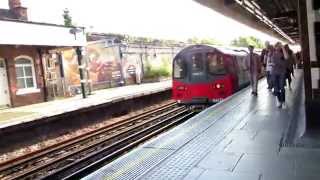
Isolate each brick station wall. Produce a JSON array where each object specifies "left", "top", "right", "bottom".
[{"left": 0, "top": 45, "right": 45, "bottom": 107}]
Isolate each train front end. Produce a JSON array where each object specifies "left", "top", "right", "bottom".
[{"left": 172, "top": 46, "right": 236, "bottom": 106}]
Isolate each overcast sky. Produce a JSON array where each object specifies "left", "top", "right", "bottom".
[{"left": 0, "top": 0, "right": 279, "bottom": 43}]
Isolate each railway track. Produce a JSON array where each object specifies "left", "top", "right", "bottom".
[{"left": 0, "top": 102, "right": 196, "bottom": 180}]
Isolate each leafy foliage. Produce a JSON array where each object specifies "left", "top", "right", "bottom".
[
  {"left": 144, "top": 57, "right": 172, "bottom": 79},
  {"left": 63, "top": 8, "right": 73, "bottom": 27},
  {"left": 96, "top": 33, "right": 184, "bottom": 46},
  {"left": 230, "top": 36, "right": 264, "bottom": 49},
  {"left": 90, "top": 33, "right": 225, "bottom": 47},
  {"left": 187, "top": 37, "right": 223, "bottom": 45}
]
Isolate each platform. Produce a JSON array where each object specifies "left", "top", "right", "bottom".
[
  {"left": 83, "top": 70, "right": 320, "bottom": 180},
  {"left": 0, "top": 81, "right": 171, "bottom": 129}
]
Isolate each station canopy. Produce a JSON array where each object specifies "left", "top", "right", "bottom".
[
  {"left": 195, "top": 0, "right": 299, "bottom": 43},
  {"left": 0, "top": 19, "right": 86, "bottom": 47}
]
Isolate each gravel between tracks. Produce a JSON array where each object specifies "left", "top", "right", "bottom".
[{"left": 0, "top": 100, "right": 174, "bottom": 163}]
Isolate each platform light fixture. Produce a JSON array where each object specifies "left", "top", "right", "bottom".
[
  {"left": 234, "top": 0, "right": 295, "bottom": 43},
  {"left": 69, "top": 27, "right": 83, "bottom": 40}
]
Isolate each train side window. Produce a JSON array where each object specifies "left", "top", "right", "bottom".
[
  {"left": 207, "top": 53, "right": 226, "bottom": 75},
  {"left": 225, "top": 56, "right": 236, "bottom": 74},
  {"left": 191, "top": 53, "right": 204, "bottom": 76},
  {"left": 173, "top": 57, "right": 185, "bottom": 79},
  {"left": 232, "top": 56, "right": 240, "bottom": 73}
]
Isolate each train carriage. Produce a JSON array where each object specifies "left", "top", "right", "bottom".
[{"left": 172, "top": 45, "right": 255, "bottom": 105}]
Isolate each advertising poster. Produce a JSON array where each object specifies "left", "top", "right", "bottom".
[
  {"left": 62, "top": 49, "right": 80, "bottom": 86},
  {"left": 86, "top": 42, "right": 121, "bottom": 86}
]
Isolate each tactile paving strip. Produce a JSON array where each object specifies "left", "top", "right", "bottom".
[
  {"left": 143, "top": 93, "right": 248, "bottom": 150},
  {"left": 84, "top": 82, "right": 267, "bottom": 180},
  {"left": 138, "top": 93, "right": 257, "bottom": 180},
  {"left": 82, "top": 148, "right": 173, "bottom": 180}
]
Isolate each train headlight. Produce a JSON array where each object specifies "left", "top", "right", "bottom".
[
  {"left": 214, "top": 83, "right": 224, "bottom": 89},
  {"left": 177, "top": 86, "right": 186, "bottom": 91}
]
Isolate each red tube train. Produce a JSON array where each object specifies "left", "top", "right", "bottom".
[{"left": 172, "top": 45, "right": 258, "bottom": 105}]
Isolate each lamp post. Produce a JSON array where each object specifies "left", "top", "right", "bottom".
[
  {"left": 76, "top": 47, "right": 86, "bottom": 99},
  {"left": 70, "top": 27, "right": 87, "bottom": 98},
  {"left": 118, "top": 43, "right": 127, "bottom": 86}
]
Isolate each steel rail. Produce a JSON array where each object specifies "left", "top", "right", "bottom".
[
  {"left": 49, "top": 111, "right": 196, "bottom": 179},
  {"left": 0, "top": 101, "right": 176, "bottom": 179},
  {"left": 4, "top": 105, "right": 188, "bottom": 180},
  {"left": 8, "top": 106, "right": 185, "bottom": 179}
]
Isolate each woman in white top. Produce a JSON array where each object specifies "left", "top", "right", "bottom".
[{"left": 264, "top": 45, "right": 274, "bottom": 89}]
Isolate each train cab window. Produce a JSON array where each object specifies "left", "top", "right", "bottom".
[
  {"left": 207, "top": 53, "right": 226, "bottom": 75},
  {"left": 191, "top": 53, "right": 204, "bottom": 76},
  {"left": 173, "top": 57, "right": 185, "bottom": 79}
]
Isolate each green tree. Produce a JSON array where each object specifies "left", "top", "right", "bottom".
[
  {"left": 187, "top": 37, "right": 200, "bottom": 44},
  {"left": 187, "top": 37, "right": 222, "bottom": 45},
  {"left": 63, "top": 8, "right": 73, "bottom": 26},
  {"left": 231, "top": 36, "right": 264, "bottom": 49},
  {"left": 90, "top": 33, "right": 182, "bottom": 46},
  {"left": 200, "top": 38, "right": 222, "bottom": 45}
]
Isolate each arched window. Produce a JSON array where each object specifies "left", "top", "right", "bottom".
[{"left": 15, "top": 56, "right": 37, "bottom": 90}]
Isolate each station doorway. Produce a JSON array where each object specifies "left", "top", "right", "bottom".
[{"left": 0, "top": 58, "right": 10, "bottom": 108}]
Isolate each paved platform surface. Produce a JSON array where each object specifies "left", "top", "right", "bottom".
[
  {"left": 83, "top": 70, "right": 320, "bottom": 180},
  {"left": 0, "top": 81, "right": 171, "bottom": 129}
]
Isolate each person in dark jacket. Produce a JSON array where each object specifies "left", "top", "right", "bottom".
[
  {"left": 283, "top": 45, "right": 295, "bottom": 90},
  {"left": 271, "top": 42, "right": 287, "bottom": 108},
  {"left": 261, "top": 41, "right": 270, "bottom": 67}
]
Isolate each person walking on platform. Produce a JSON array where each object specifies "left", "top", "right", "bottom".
[
  {"left": 261, "top": 41, "right": 271, "bottom": 68},
  {"left": 296, "top": 51, "right": 302, "bottom": 68},
  {"left": 245, "top": 45, "right": 261, "bottom": 96},
  {"left": 283, "top": 44, "right": 295, "bottom": 90},
  {"left": 264, "top": 44, "right": 274, "bottom": 90},
  {"left": 271, "top": 42, "right": 287, "bottom": 108}
]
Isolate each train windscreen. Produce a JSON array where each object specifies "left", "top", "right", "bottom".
[
  {"left": 206, "top": 53, "right": 226, "bottom": 75},
  {"left": 191, "top": 53, "right": 205, "bottom": 77},
  {"left": 173, "top": 57, "right": 186, "bottom": 79}
]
